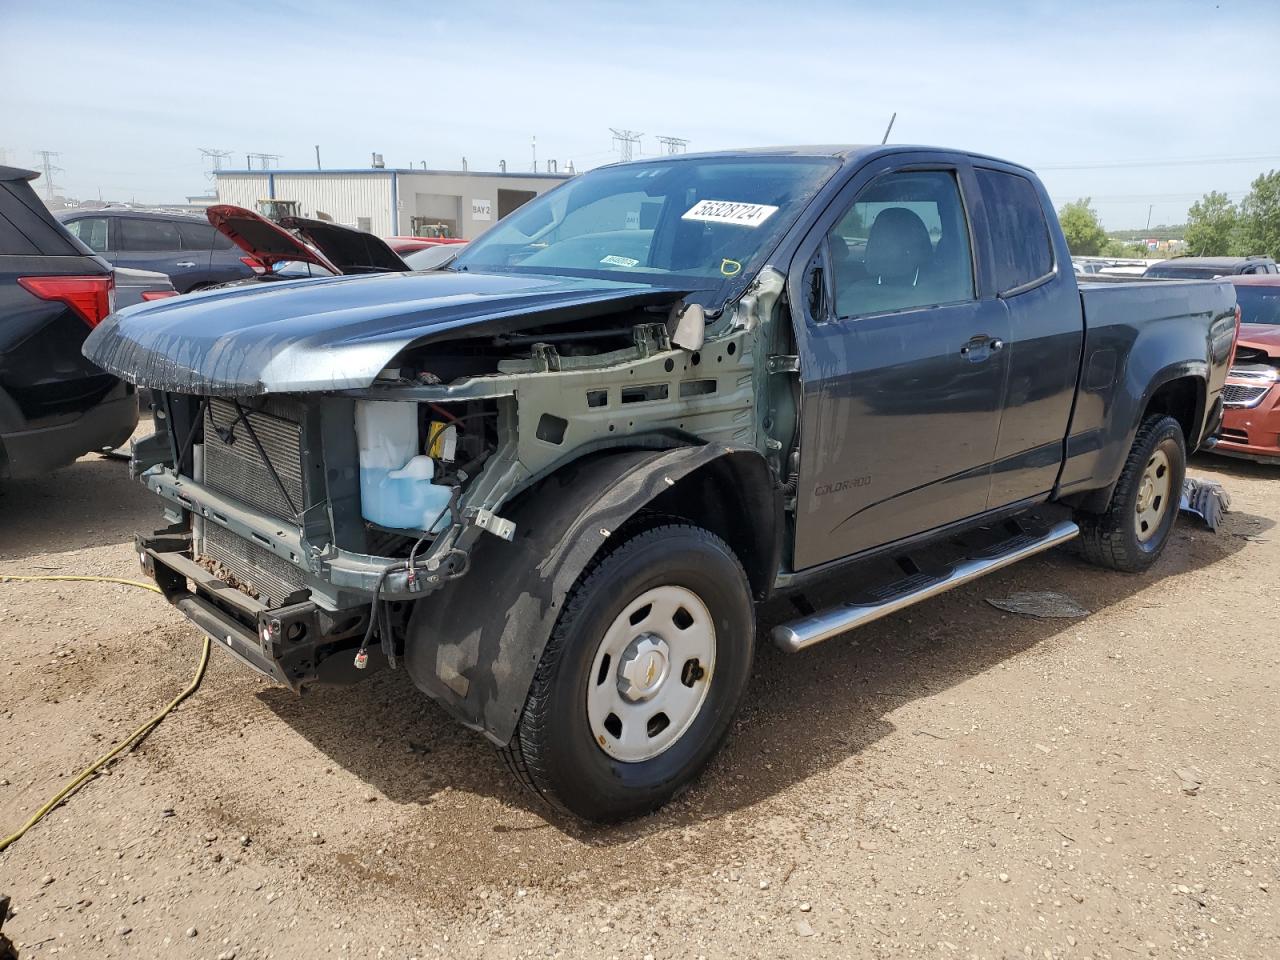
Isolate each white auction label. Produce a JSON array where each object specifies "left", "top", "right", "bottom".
[{"left": 681, "top": 199, "right": 779, "bottom": 228}]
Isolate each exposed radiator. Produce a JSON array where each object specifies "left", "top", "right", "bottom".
[
  {"left": 200, "top": 523, "right": 307, "bottom": 607},
  {"left": 203, "top": 397, "right": 306, "bottom": 521},
  {"left": 196, "top": 396, "right": 310, "bottom": 608}
]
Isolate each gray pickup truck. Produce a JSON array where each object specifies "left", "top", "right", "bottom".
[{"left": 85, "top": 146, "right": 1236, "bottom": 822}]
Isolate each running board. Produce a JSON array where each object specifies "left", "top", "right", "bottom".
[{"left": 772, "top": 520, "right": 1080, "bottom": 653}]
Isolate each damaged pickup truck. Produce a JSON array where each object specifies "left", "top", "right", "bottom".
[{"left": 84, "top": 146, "right": 1237, "bottom": 821}]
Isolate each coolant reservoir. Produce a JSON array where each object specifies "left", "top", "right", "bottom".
[{"left": 354, "top": 401, "right": 451, "bottom": 532}]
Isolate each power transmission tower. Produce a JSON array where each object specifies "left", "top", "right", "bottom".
[
  {"left": 198, "top": 147, "right": 233, "bottom": 180},
  {"left": 34, "top": 150, "right": 63, "bottom": 203},
  {"left": 609, "top": 128, "right": 643, "bottom": 162},
  {"left": 655, "top": 136, "right": 688, "bottom": 155},
  {"left": 246, "top": 152, "right": 282, "bottom": 170}
]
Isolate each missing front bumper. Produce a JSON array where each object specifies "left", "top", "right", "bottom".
[{"left": 140, "top": 535, "right": 375, "bottom": 690}]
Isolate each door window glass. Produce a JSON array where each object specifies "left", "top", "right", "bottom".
[
  {"left": 119, "top": 217, "right": 180, "bottom": 251},
  {"left": 826, "top": 170, "right": 975, "bottom": 319},
  {"left": 176, "top": 220, "right": 220, "bottom": 251},
  {"left": 975, "top": 169, "right": 1055, "bottom": 293},
  {"left": 65, "top": 217, "right": 110, "bottom": 253}
]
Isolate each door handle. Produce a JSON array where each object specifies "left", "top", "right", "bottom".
[
  {"left": 175, "top": 261, "right": 196, "bottom": 268},
  {"left": 960, "top": 336, "right": 1004, "bottom": 360}
]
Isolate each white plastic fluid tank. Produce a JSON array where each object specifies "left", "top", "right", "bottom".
[{"left": 354, "top": 401, "right": 451, "bottom": 532}]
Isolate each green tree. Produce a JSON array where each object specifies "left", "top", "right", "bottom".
[
  {"left": 1234, "top": 170, "right": 1280, "bottom": 260},
  {"left": 1101, "top": 238, "right": 1148, "bottom": 258},
  {"left": 1058, "top": 198, "right": 1108, "bottom": 256},
  {"left": 1184, "top": 191, "right": 1239, "bottom": 256}
]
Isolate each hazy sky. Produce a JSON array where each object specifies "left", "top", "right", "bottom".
[{"left": 3, "top": 0, "right": 1277, "bottom": 229}]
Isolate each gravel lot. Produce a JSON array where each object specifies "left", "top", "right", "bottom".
[{"left": 1, "top": 445, "right": 1277, "bottom": 959}]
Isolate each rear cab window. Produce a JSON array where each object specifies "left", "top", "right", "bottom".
[{"left": 975, "top": 168, "right": 1055, "bottom": 295}]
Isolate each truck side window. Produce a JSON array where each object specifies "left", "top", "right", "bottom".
[
  {"left": 825, "top": 170, "right": 974, "bottom": 320},
  {"left": 975, "top": 168, "right": 1055, "bottom": 294}
]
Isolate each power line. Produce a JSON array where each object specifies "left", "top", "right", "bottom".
[
  {"left": 609, "top": 128, "right": 643, "bottom": 163},
  {"left": 33, "top": 150, "right": 62, "bottom": 203},
  {"left": 1039, "top": 154, "right": 1280, "bottom": 171},
  {"left": 655, "top": 135, "right": 689, "bottom": 155}
]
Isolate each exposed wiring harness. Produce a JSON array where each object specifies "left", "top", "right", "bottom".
[{"left": 0, "top": 575, "right": 210, "bottom": 854}]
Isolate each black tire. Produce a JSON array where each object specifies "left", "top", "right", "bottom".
[
  {"left": 1075, "top": 414, "right": 1186, "bottom": 572},
  {"left": 499, "top": 523, "right": 755, "bottom": 822}
]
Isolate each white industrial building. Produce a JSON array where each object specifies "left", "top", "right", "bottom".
[{"left": 213, "top": 166, "right": 572, "bottom": 239}]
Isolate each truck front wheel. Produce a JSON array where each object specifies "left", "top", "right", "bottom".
[
  {"left": 500, "top": 523, "right": 755, "bottom": 822},
  {"left": 1075, "top": 414, "right": 1187, "bottom": 572}
]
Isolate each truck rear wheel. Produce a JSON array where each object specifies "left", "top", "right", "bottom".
[
  {"left": 499, "top": 523, "right": 755, "bottom": 822},
  {"left": 1075, "top": 414, "right": 1186, "bottom": 572}
]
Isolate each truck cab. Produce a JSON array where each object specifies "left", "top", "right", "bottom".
[{"left": 85, "top": 146, "right": 1236, "bottom": 822}]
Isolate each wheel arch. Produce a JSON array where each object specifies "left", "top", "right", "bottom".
[
  {"left": 1062, "top": 366, "right": 1205, "bottom": 515},
  {"left": 403, "top": 443, "right": 779, "bottom": 745}
]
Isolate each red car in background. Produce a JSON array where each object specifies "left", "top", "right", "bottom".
[{"left": 1215, "top": 275, "right": 1280, "bottom": 463}]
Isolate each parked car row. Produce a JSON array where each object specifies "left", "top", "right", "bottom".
[
  {"left": 0, "top": 166, "right": 175, "bottom": 479},
  {"left": 56, "top": 208, "right": 259, "bottom": 292}
]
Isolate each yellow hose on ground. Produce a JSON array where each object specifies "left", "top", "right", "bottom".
[{"left": 0, "top": 574, "right": 211, "bottom": 853}]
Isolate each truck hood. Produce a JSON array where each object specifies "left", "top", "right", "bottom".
[
  {"left": 1238, "top": 323, "right": 1280, "bottom": 357},
  {"left": 82, "top": 270, "right": 684, "bottom": 396}
]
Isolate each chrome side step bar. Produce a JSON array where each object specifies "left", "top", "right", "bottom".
[{"left": 772, "top": 520, "right": 1080, "bottom": 653}]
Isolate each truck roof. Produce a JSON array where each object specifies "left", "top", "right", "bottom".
[{"left": 604, "top": 144, "right": 1034, "bottom": 173}]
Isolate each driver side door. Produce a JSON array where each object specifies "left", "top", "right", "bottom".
[{"left": 789, "top": 157, "right": 1011, "bottom": 570}]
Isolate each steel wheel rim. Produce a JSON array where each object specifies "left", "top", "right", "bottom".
[
  {"left": 1134, "top": 447, "right": 1172, "bottom": 543},
  {"left": 586, "top": 584, "right": 716, "bottom": 762}
]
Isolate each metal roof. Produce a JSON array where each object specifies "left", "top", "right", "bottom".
[{"left": 215, "top": 168, "right": 572, "bottom": 180}]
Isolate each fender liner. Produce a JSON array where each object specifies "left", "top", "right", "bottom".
[{"left": 404, "top": 443, "right": 773, "bottom": 745}]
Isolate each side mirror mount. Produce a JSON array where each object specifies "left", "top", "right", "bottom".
[{"left": 669, "top": 302, "right": 706, "bottom": 351}]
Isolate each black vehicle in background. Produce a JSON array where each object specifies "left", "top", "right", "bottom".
[
  {"left": 0, "top": 165, "right": 141, "bottom": 479},
  {"left": 1144, "top": 255, "right": 1278, "bottom": 279},
  {"left": 56, "top": 209, "right": 257, "bottom": 293}
]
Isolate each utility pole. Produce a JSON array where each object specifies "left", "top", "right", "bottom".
[
  {"left": 609, "top": 128, "right": 643, "bottom": 162},
  {"left": 34, "top": 150, "right": 62, "bottom": 203},
  {"left": 1145, "top": 204, "right": 1153, "bottom": 232},
  {"left": 315, "top": 145, "right": 322, "bottom": 170},
  {"left": 531, "top": 135, "right": 537, "bottom": 173},
  {"left": 881, "top": 112, "right": 897, "bottom": 145},
  {"left": 655, "top": 136, "right": 689, "bottom": 155}
]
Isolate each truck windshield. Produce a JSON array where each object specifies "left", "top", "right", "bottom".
[
  {"left": 1235, "top": 285, "right": 1280, "bottom": 326},
  {"left": 450, "top": 157, "right": 839, "bottom": 297}
]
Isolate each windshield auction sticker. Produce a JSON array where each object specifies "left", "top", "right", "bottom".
[
  {"left": 682, "top": 200, "right": 779, "bottom": 228},
  {"left": 600, "top": 254, "right": 641, "bottom": 267}
]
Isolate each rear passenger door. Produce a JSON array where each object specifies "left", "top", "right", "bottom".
[
  {"left": 115, "top": 217, "right": 194, "bottom": 291},
  {"left": 972, "top": 167, "right": 1083, "bottom": 507},
  {"left": 790, "top": 157, "right": 1012, "bottom": 569},
  {"left": 174, "top": 219, "right": 221, "bottom": 286}
]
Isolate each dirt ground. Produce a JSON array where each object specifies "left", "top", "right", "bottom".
[{"left": 1, "top": 444, "right": 1277, "bottom": 960}]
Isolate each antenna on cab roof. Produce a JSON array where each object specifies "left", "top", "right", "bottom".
[{"left": 881, "top": 112, "right": 897, "bottom": 145}]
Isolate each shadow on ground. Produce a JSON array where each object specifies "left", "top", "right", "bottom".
[
  {"left": 259, "top": 506, "right": 1267, "bottom": 843},
  {"left": 0, "top": 454, "right": 156, "bottom": 563}
]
